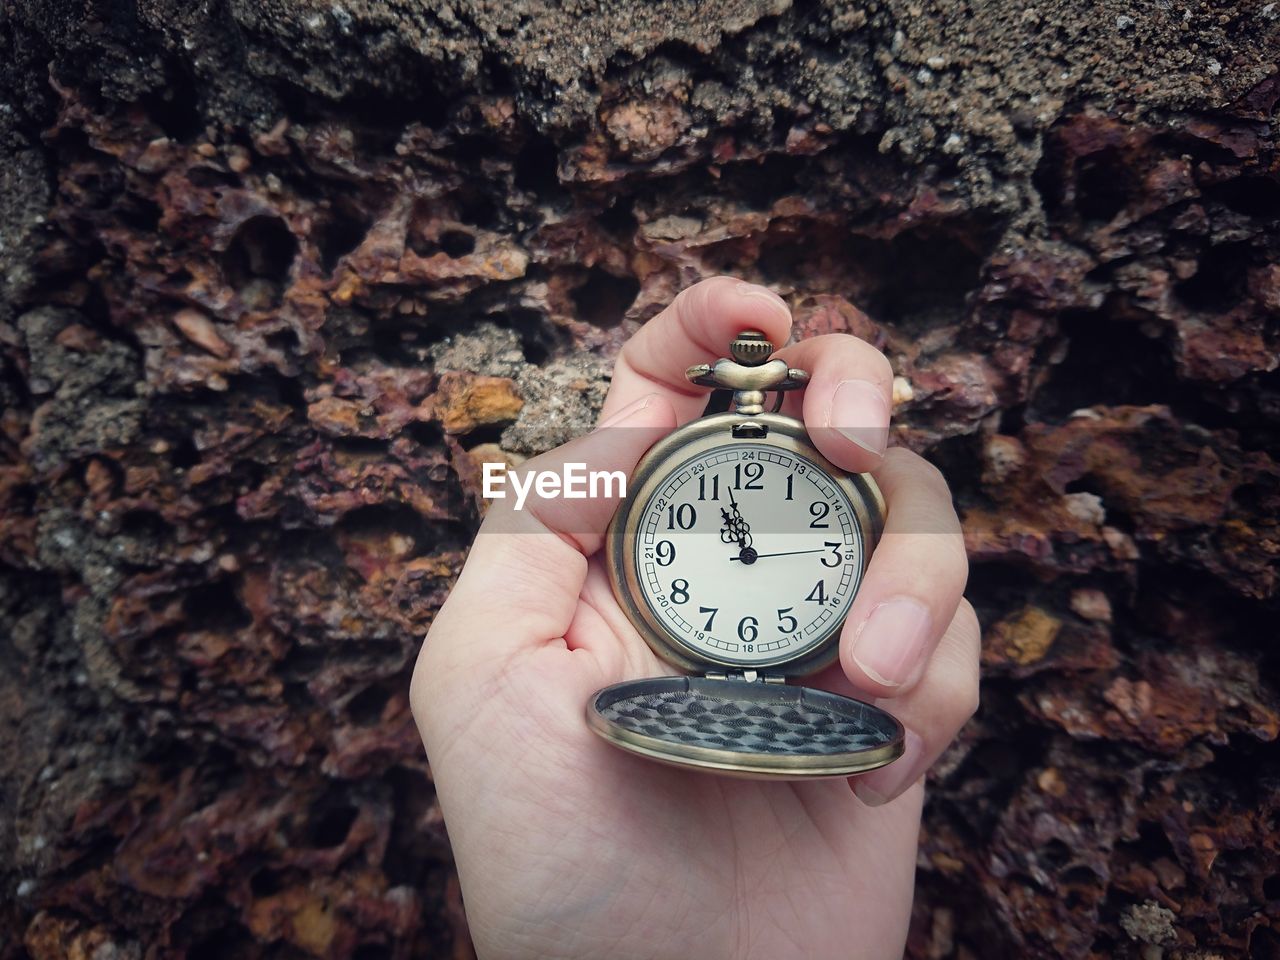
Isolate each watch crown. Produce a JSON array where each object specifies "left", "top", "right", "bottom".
[{"left": 730, "top": 331, "right": 774, "bottom": 366}]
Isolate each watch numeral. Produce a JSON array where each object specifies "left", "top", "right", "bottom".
[
  {"left": 785, "top": 473, "right": 794, "bottom": 501},
  {"left": 671, "top": 579, "right": 689, "bottom": 604},
  {"left": 666, "top": 503, "right": 696, "bottom": 530},
  {"left": 697, "top": 474, "right": 720, "bottom": 501},
  {"left": 656, "top": 540, "right": 676, "bottom": 566},
  {"left": 733, "top": 462, "right": 764, "bottom": 491},
  {"left": 737, "top": 616, "right": 759, "bottom": 643},
  {"left": 699, "top": 606, "right": 717, "bottom": 630},
  {"left": 808, "top": 501, "right": 830, "bottom": 528},
  {"left": 821, "top": 541, "right": 842, "bottom": 567},
  {"left": 805, "top": 580, "right": 827, "bottom": 604},
  {"left": 776, "top": 607, "right": 798, "bottom": 633}
]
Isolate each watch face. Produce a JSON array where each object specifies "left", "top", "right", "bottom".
[{"left": 632, "top": 442, "right": 865, "bottom": 668}]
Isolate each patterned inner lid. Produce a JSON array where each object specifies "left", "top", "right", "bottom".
[{"left": 592, "top": 676, "right": 899, "bottom": 758}]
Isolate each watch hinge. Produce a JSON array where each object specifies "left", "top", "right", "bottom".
[{"left": 704, "top": 670, "right": 786, "bottom": 685}]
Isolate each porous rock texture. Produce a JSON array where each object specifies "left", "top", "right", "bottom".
[{"left": 2, "top": 1, "right": 1279, "bottom": 957}]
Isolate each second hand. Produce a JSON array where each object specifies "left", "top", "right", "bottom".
[{"left": 729, "top": 548, "right": 825, "bottom": 562}]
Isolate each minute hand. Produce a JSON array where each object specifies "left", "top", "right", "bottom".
[{"left": 729, "top": 548, "right": 825, "bottom": 561}]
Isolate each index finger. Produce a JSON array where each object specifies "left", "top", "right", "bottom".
[{"left": 599, "top": 276, "right": 794, "bottom": 424}]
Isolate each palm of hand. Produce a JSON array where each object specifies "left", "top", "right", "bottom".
[
  {"left": 414, "top": 279, "right": 977, "bottom": 960},
  {"left": 423, "top": 559, "right": 920, "bottom": 960}
]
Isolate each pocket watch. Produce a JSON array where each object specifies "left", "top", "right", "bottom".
[{"left": 587, "top": 331, "right": 905, "bottom": 780}]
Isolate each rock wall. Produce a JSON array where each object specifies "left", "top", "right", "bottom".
[{"left": 2, "top": 2, "right": 1278, "bottom": 957}]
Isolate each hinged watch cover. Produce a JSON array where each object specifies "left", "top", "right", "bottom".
[{"left": 588, "top": 676, "right": 904, "bottom": 779}]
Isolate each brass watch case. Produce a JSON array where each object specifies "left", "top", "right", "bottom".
[{"left": 589, "top": 410, "right": 903, "bottom": 780}]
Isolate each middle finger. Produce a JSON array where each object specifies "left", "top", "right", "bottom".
[{"left": 837, "top": 446, "right": 968, "bottom": 698}]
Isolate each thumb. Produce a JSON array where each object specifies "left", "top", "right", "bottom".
[{"left": 423, "top": 393, "right": 676, "bottom": 670}]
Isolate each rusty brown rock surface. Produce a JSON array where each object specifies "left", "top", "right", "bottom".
[{"left": 1, "top": 1, "right": 1279, "bottom": 958}]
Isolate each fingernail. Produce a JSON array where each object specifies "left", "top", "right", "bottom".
[
  {"left": 594, "top": 393, "right": 655, "bottom": 431},
  {"left": 827, "top": 379, "right": 889, "bottom": 457},
  {"left": 733, "top": 281, "right": 792, "bottom": 327},
  {"left": 855, "top": 728, "right": 923, "bottom": 807},
  {"left": 850, "top": 597, "right": 933, "bottom": 688}
]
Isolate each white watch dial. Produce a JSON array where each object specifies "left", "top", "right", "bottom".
[{"left": 634, "top": 443, "right": 864, "bottom": 668}]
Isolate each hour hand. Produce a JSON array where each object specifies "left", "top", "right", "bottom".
[
  {"left": 719, "top": 508, "right": 737, "bottom": 544},
  {"left": 719, "top": 506, "right": 752, "bottom": 548}
]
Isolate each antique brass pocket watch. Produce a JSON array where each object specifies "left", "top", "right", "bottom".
[{"left": 587, "top": 331, "right": 905, "bottom": 779}]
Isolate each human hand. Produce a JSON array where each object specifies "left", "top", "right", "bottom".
[{"left": 410, "top": 277, "right": 979, "bottom": 960}]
